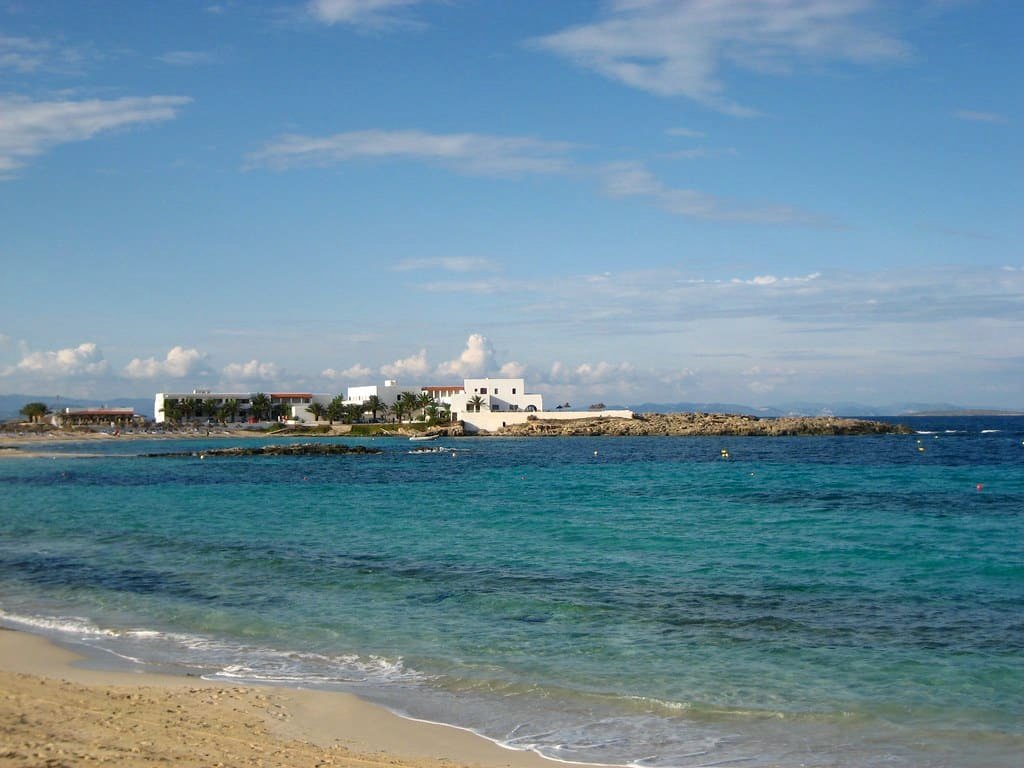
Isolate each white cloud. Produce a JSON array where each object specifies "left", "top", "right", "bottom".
[
  {"left": 422, "top": 280, "right": 502, "bottom": 295},
  {"left": 380, "top": 348, "right": 430, "bottom": 379},
  {"left": 124, "top": 346, "right": 210, "bottom": 379},
  {"left": 322, "top": 363, "right": 373, "bottom": 381},
  {"left": 535, "top": 0, "right": 907, "bottom": 115},
  {"left": 158, "top": 50, "right": 215, "bottom": 66},
  {"left": 436, "top": 334, "right": 495, "bottom": 378},
  {"left": 663, "top": 147, "right": 737, "bottom": 160},
  {"left": 666, "top": 127, "right": 705, "bottom": 138},
  {"left": 0, "top": 95, "right": 190, "bottom": 177},
  {"left": 730, "top": 272, "right": 821, "bottom": 286},
  {"left": 246, "top": 129, "right": 574, "bottom": 177},
  {"left": 306, "top": 0, "right": 427, "bottom": 27},
  {"left": 5, "top": 342, "right": 109, "bottom": 377},
  {"left": 393, "top": 256, "right": 498, "bottom": 273},
  {"left": 600, "top": 162, "right": 829, "bottom": 225},
  {"left": 499, "top": 361, "right": 526, "bottom": 378},
  {"left": 222, "top": 359, "right": 282, "bottom": 381},
  {"left": 953, "top": 110, "right": 1007, "bottom": 124},
  {"left": 0, "top": 33, "right": 87, "bottom": 74}
]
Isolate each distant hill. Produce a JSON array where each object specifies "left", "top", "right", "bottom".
[
  {"left": 0, "top": 394, "right": 155, "bottom": 421},
  {"left": 624, "top": 401, "right": 1022, "bottom": 418}
]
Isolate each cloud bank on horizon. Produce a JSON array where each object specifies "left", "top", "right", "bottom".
[{"left": 0, "top": 1, "right": 1021, "bottom": 408}]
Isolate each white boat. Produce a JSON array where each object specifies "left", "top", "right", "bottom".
[{"left": 409, "top": 434, "right": 440, "bottom": 442}]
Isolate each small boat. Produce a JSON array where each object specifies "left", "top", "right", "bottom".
[{"left": 409, "top": 434, "right": 440, "bottom": 442}]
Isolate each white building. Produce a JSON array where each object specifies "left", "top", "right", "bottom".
[
  {"left": 344, "top": 379, "right": 404, "bottom": 408},
  {"left": 445, "top": 377, "right": 633, "bottom": 433},
  {"left": 448, "top": 378, "right": 543, "bottom": 418}
]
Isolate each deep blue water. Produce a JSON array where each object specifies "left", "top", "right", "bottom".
[{"left": 1, "top": 416, "right": 1022, "bottom": 767}]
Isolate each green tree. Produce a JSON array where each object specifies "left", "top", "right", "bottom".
[
  {"left": 467, "top": 395, "right": 485, "bottom": 413},
  {"left": 365, "top": 395, "right": 384, "bottom": 422},
  {"left": 204, "top": 399, "right": 220, "bottom": 422},
  {"left": 160, "top": 398, "right": 182, "bottom": 424},
  {"left": 20, "top": 402, "right": 50, "bottom": 423},
  {"left": 416, "top": 392, "right": 434, "bottom": 420},
  {"left": 306, "top": 402, "right": 326, "bottom": 423},
  {"left": 327, "top": 395, "right": 346, "bottom": 425},
  {"left": 250, "top": 393, "right": 270, "bottom": 421},
  {"left": 180, "top": 398, "right": 199, "bottom": 423},
  {"left": 424, "top": 403, "right": 439, "bottom": 424},
  {"left": 342, "top": 403, "right": 365, "bottom": 425},
  {"left": 398, "top": 391, "right": 419, "bottom": 422},
  {"left": 223, "top": 399, "right": 240, "bottom": 423}
]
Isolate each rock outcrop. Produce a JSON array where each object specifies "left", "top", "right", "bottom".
[
  {"left": 493, "top": 413, "right": 911, "bottom": 437},
  {"left": 144, "top": 443, "right": 382, "bottom": 457}
]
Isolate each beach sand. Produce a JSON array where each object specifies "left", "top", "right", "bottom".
[{"left": 0, "top": 629, "right": 576, "bottom": 768}]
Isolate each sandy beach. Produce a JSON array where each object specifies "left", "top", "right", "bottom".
[{"left": 0, "top": 629, "right": 578, "bottom": 768}]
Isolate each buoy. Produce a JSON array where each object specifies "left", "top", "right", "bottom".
[
  {"left": 917, "top": 446, "right": 925, "bottom": 452},
  {"left": 976, "top": 483, "right": 984, "bottom": 491},
  {"left": 594, "top": 450, "right": 599, "bottom": 456},
  {"left": 720, "top": 449, "right": 730, "bottom": 459}
]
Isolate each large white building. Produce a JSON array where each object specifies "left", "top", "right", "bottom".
[{"left": 447, "top": 377, "right": 543, "bottom": 417}]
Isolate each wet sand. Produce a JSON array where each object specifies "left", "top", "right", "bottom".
[{"left": 0, "top": 628, "right": 580, "bottom": 768}]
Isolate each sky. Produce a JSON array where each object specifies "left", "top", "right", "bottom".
[{"left": 1, "top": 0, "right": 1021, "bottom": 410}]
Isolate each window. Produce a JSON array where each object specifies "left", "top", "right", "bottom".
[
  {"left": 512, "top": 388, "right": 517, "bottom": 394},
  {"left": 493, "top": 388, "right": 498, "bottom": 394}
]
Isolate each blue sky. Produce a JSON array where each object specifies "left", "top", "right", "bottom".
[{"left": 1, "top": 0, "right": 1021, "bottom": 408}]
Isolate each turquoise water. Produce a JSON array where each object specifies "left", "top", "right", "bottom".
[{"left": 2, "top": 417, "right": 1022, "bottom": 767}]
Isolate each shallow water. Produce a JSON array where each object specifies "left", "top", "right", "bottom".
[{"left": 2, "top": 416, "right": 1022, "bottom": 767}]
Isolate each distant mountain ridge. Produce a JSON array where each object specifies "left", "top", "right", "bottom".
[{"left": 623, "top": 401, "right": 1024, "bottom": 418}]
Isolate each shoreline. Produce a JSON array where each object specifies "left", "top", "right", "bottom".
[
  {"left": 0, "top": 411, "right": 912, "bottom": 452},
  {"left": 0, "top": 626, "right": 595, "bottom": 768}
]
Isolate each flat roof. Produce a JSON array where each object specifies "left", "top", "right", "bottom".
[{"left": 63, "top": 408, "right": 135, "bottom": 415}]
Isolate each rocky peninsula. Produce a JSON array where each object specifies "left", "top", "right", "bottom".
[{"left": 493, "top": 413, "right": 911, "bottom": 437}]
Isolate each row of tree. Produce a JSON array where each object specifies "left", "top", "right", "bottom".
[{"left": 159, "top": 390, "right": 479, "bottom": 426}]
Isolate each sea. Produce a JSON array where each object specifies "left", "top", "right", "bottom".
[{"left": 1, "top": 415, "right": 1022, "bottom": 768}]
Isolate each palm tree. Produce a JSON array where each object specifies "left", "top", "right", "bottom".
[
  {"left": 223, "top": 399, "right": 240, "bottom": 423},
  {"left": 365, "top": 395, "right": 384, "bottom": 422},
  {"left": 467, "top": 395, "right": 485, "bottom": 413},
  {"left": 424, "top": 403, "right": 439, "bottom": 424},
  {"left": 204, "top": 399, "right": 220, "bottom": 422},
  {"left": 398, "top": 391, "right": 419, "bottom": 422},
  {"left": 327, "top": 395, "right": 346, "bottom": 425},
  {"left": 180, "top": 398, "right": 199, "bottom": 423},
  {"left": 250, "top": 393, "right": 270, "bottom": 422},
  {"left": 416, "top": 392, "right": 434, "bottom": 420},
  {"left": 343, "top": 403, "right": 365, "bottom": 425},
  {"left": 19, "top": 402, "right": 50, "bottom": 423},
  {"left": 160, "top": 399, "right": 182, "bottom": 424},
  {"left": 306, "top": 402, "right": 326, "bottom": 423},
  {"left": 391, "top": 399, "right": 405, "bottom": 424}
]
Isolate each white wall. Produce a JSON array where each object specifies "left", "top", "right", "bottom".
[{"left": 459, "top": 409, "right": 634, "bottom": 434}]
